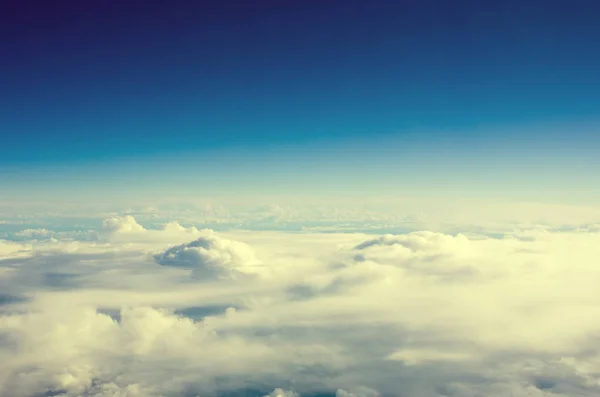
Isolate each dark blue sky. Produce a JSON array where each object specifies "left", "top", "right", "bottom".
[{"left": 1, "top": 0, "right": 600, "bottom": 171}]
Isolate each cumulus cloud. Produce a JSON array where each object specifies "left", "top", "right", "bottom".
[
  {"left": 2, "top": 214, "right": 600, "bottom": 396},
  {"left": 348, "top": 231, "right": 476, "bottom": 281},
  {"left": 154, "top": 232, "right": 267, "bottom": 280},
  {"left": 102, "top": 215, "right": 146, "bottom": 233},
  {"left": 0, "top": 306, "right": 297, "bottom": 397},
  {"left": 264, "top": 389, "right": 299, "bottom": 397}
]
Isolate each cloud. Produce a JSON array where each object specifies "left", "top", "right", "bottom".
[
  {"left": 2, "top": 215, "right": 600, "bottom": 396},
  {"left": 0, "top": 305, "right": 348, "bottom": 397},
  {"left": 348, "top": 231, "right": 476, "bottom": 281},
  {"left": 154, "top": 232, "right": 267, "bottom": 280},
  {"left": 102, "top": 215, "right": 146, "bottom": 233},
  {"left": 100, "top": 216, "right": 202, "bottom": 244},
  {"left": 264, "top": 389, "right": 300, "bottom": 397},
  {"left": 14, "top": 229, "right": 53, "bottom": 239},
  {"left": 1, "top": 307, "right": 224, "bottom": 395},
  {"left": 387, "top": 348, "right": 474, "bottom": 365},
  {"left": 0, "top": 240, "right": 31, "bottom": 260},
  {"left": 336, "top": 387, "right": 380, "bottom": 397}
]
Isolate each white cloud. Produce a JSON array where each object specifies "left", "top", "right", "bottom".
[
  {"left": 0, "top": 305, "right": 336, "bottom": 397},
  {"left": 154, "top": 232, "right": 266, "bottom": 280},
  {"left": 264, "top": 389, "right": 300, "bottom": 397},
  {"left": 101, "top": 216, "right": 202, "bottom": 243},
  {"left": 0, "top": 240, "right": 32, "bottom": 259},
  {"left": 6, "top": 196, "right": 600, "bottom": 239},
  {"left": 102, "top": 215, "right": 146, "bottom": 233},
  {"left": 2, "top": 215, "right": 600, "bottom": 396},
  {"left": 14, "top": 229, "right": 53, "bottom": 239}
]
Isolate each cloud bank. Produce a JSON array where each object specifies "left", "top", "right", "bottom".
[{"left": 1, "top": 215, "right": 600, "bottom": 396}]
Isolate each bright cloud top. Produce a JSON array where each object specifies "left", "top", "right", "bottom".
[
  {"left": 154, "top": 233, "right": 266, "bottom": 280},
  {"left": 1, "top": 215, "right": 600, "bottom": 397}
]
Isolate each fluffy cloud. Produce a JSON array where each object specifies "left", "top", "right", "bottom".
[
  {"left": 2, "top": 215, "right": 600, "bottom": 396},
  {"left": 102, "top": 215, "right": 146, "bottom": 233},
  {"left": 0, "top": 306, "right": 296, "bottom": 397},
  {"left": 264, "top": 389, "right": 299, "bottom": 397},
  {"left": 0, "top": 240, "right": 31, "bottom": 259},
  {"left": 348, "top": 231, "right": 475, "bottom": 281},
  {"left": 101, "top": 215, "right": 199, "bottom": 239},
  {"left": 154, "top": 232, "right": 266, "bottom": 280}
]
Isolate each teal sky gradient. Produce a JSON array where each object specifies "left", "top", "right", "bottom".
[{"left": 1, "top": 0, "right": 599, "bottom": 203}]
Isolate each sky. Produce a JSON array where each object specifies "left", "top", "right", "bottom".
[
  {"left": 2, "top": 0, "right": 600, "bottom": 202},
  {"left": 4, "top": 2, "right": 600, "bottom": 397}
]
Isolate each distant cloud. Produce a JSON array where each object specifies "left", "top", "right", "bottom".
[
  {"left": 336, "top": 387, "right": 380, "bottom": 397},
  {"left": 14, "top": 228, "right": 53, "bottom": 239},
  {"left": 264, "top": 389, "right": 300, "bottom": 397},
  {"left": 102, "top": 215, "right": 146, "bottom": 233}
]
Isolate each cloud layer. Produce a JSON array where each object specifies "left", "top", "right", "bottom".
[{"left": 1, "top": 215, "right": 600, "bottom": 396}]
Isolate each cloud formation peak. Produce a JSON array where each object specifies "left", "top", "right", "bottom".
[{"left": 154, "top": 232, "right": 265, "bottom": 280}]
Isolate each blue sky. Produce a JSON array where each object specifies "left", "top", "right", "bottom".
[{"left": 1, "top": 0, "right": 600, "bottom": 200}]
